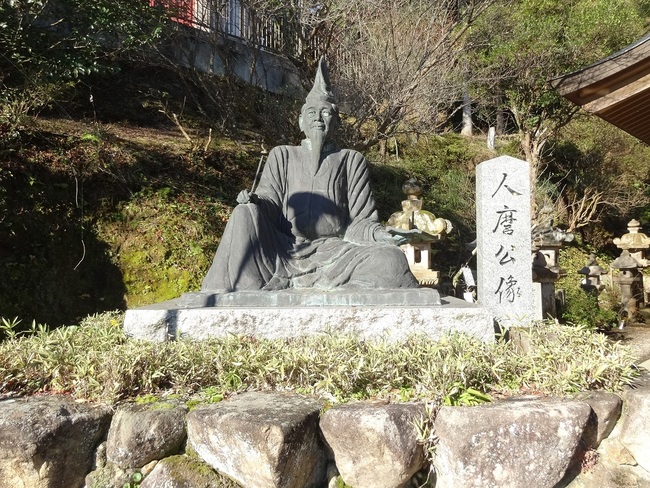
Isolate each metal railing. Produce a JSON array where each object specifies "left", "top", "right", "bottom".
[{"left": 166, "top": 0, "right": 308, "bottom": 56}]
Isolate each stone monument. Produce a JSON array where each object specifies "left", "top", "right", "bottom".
[
  {"left": 123, "top": 58, "right": 495, "bottom": 342},
  {"left": 476, "top": 156, "right": 534, "bottom": 328}
]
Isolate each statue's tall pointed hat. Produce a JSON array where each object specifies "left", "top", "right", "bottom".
[{"left": 306, "top": 57, "right": 336, "bottom": 104}]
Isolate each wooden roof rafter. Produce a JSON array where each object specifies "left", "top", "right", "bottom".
[{"left": 550, "top": 33, "right": 650, "bottom": 144}]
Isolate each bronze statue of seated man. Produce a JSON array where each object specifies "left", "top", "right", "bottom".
[{"left": 201, "top": 59, "right": 420, "bottom": 292}]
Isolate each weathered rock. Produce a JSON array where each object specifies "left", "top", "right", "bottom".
[
  {"left": 325, "top": 462, "right": 339, "bottom": 488},
  {"left": 106, "top": 401, "right": 188, "bottom": 469},
  {"left": 141, "top": 460, "right": 159, "bottom": 478},
  {"left": 187, "top": 391, "right": 326, "bottom": 488},
  {"left": 140, "top": 455, "right": 239, "bottom": 487},
  {"left": 567, "top": 463, "right": 650, "bottom": 488},
  {"left": 84, "top": 462, "right": 141, "bottom": 488},
  {"left": 619, "top": 388, "right": 650, "bottom": 471},
  {"left": 577, "top": 391, "right": 622, "bottom": 447},
  {"left": 85, "top": 456, "right": 159, "bottom": 487},
  {"left": 0, "top": 395, "right": 111, "bottom": 488},
  {"left": 93, "top": 442, "right": 107, "bottom": 470},
  {"left": 566, "top": 437, "right": 650, "bottom": 488},
  {"left": 433, "top": 397, "right": 592, "bottom": 488},
  {"left": 319, "top": 401, "right": 427, "bottom": 488},
  {"left": 600, "top": 437, "right": 638, "bottom": 466}
]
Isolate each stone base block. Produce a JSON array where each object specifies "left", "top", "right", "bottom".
[
  {"left": 123, "top": 293, "right": 495, "bottom": 343},
  {"left": 180, "top": 288, "right": 441, "bottom": 307}
]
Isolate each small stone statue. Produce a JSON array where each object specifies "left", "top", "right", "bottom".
[{"left": 201, "top": 58, "right": 420, "bottom": 292}]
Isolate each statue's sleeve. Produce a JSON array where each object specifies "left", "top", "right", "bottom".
[
  {"left": 343, "top": 151, "right": 385, "bottom": 243},
  {"left": 251, "top": 146, "right": 287, "bottom": 230}
]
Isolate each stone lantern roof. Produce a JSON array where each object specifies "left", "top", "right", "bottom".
[
  {"left": 577, "top": 254, "right": 607, "bottom": 277},
  {"left": 613, "top": 219, "right": 650, "bottom": 250},
  {"left": 611, "top": 249, "right": 640, "bottom": 270},
  {"left": 532, "top": 228, "right": 573, "bottom": 246}
]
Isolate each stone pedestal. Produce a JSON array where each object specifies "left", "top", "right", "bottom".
[
  {"left": 123, "top": 290, "right": 496, "bottom": 343},
  {"left": 532, "top": 250, "right": 560, "bottom": 319},
  {"left": 402, "top": 244, "right": 440, "bottom": 287},
  {"left": 530, "top": 220, "right": 572, "bottom": 320},
  {"left": 532, "top": 279, "right": 558, "bottom": 320}
]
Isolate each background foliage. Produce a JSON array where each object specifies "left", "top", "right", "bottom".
[
  {"left": 0, "top": 0, "right": 167, "bottom": 135},
  {"left": 1, "top": 0, "right": 650, "bottom": 329}
]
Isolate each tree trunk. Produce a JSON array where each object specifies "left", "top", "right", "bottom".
[
  {"left": 460, "top": 89, "right": 473, "bottom": 136},
  {"left": 520, "top": 130, "right": 548, "bottom": 225},
  {"left": 496, "top": 108, "right": 505, "bottom": 135}
]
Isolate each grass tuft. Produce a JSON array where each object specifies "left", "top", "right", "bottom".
[{"left": 0, "top": 312, "right": 639, "bottom": 404}]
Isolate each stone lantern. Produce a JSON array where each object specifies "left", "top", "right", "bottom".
[
  {"left": 530, "top": 218, "right": 574, "bottom": 319},
  {"left": 387, "top": 179, "right": 452, "bottom": 288},
  {"left": 613, "top": 219, "right": 650, "bottom": 309},
  {"left": 532, "top": 246, "right": 559, "bottom": 318},
  {"left": 610, "top": 250, "right": 644, "bottom": 318},
  {"left": 613, "top": 219, "right": 650, "bottom": 267},
  {"left": 577, "top": 254, "right": 607, "bottom": 292}
]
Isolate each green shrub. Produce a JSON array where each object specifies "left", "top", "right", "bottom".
[
  {"left": 560, "top": 286, "right": 620, "bottom": 331},
  {"left": 556, "top": 245, "right": 620, "bottom": 330},
  {"left": 0, "top": 84, "right": 65, "bottom": 144}
]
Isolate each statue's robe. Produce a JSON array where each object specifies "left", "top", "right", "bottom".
[{"left": 201, "top": 142, "right": 418, "bottom": 292}]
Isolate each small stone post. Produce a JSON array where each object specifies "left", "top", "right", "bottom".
[
  {"left": 487, "top": 127, "right": 496, "bottom": 150},
  {"left": 476, "top": 156, "right": 534, "bottom": 329}
]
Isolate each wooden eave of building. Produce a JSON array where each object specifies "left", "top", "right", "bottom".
[{"left": 550, "top": 33, "right": 650, "bottom": 144}]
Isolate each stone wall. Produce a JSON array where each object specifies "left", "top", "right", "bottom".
[
  {"left": 0, "top": 387, "right": 649, "bottom": 488},
  {"left": 170, "top": 26, "right": 303, "bottom": 95}
]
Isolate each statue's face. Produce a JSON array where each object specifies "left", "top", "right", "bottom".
[{"left": 299, "top": 101, "right": 338, "bottom": 143}]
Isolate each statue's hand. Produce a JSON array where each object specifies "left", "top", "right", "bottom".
[
  {"left": 375, "top": 227, "right": 408, "bottom": 246},
  {"left": 236, "top": 189, "right": 258, "bottom": 204},
  {"left": 390, "top": 234, "right": 409, "bottom": 246},
  {"left": 384, "top": 226, "right": 436, "bottom": 245}
]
